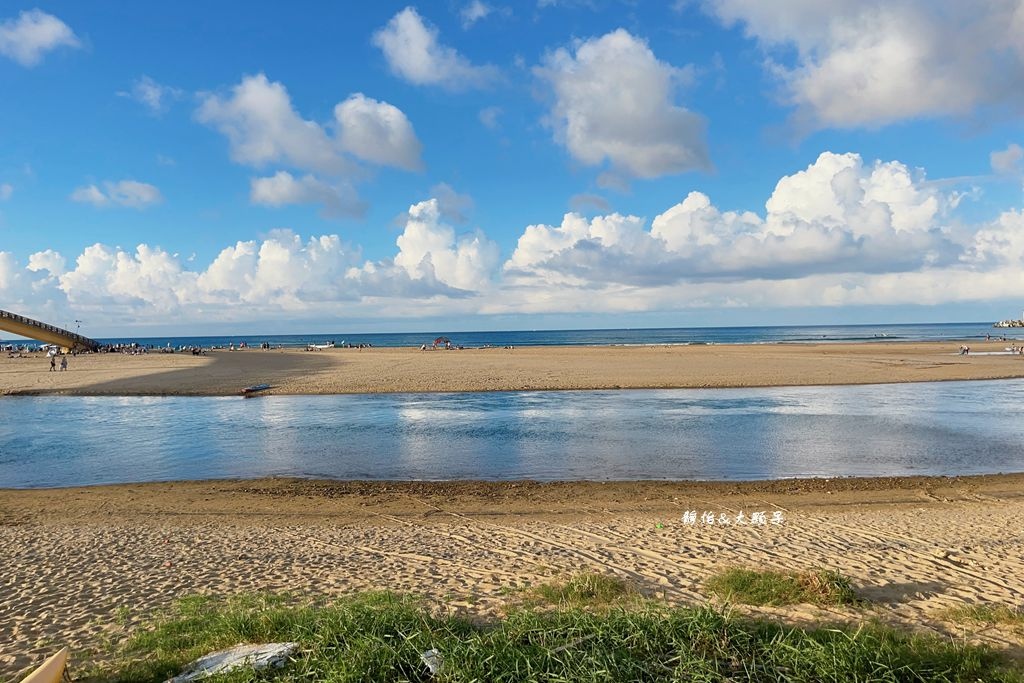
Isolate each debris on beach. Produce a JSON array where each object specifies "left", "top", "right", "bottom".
[
  {"left": 420, "top": 648, "right": 443, "bottom": 675},
  {"left": 165, "top": 642, "right": 298, "bottom": 682}
]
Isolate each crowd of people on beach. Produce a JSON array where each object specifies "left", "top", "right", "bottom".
[
  {"left": 97, "top": 342, "right": 151, "bottom": 354},
  {"left": 100, "top": 342, "right": 212, "bottom": 355}
]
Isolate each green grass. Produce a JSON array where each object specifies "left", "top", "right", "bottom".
[
  {"left": 946, "top": 604, "right": 1024, "bottom": 631},
  {"left": 705, "top": 567, "right": 864, "bottom": 607},
  {"left": 530, "top": 572, "right": 639, "bottom": 608},
  {"left": 76, "top": 589, "right": 1024, "bottom": 682}
]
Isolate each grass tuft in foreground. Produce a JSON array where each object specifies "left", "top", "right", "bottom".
[
  {"left": 946, "top": 604, "right": 1024, "bottom": 632},
  {"left": 76, "top": 590, "right": 1024, "bottom": 682},
  {"left": 705, "top": 567, "right": 864, "bottom": 607},
  {"left": 530, "top": 572, "right": 639, "bottom": 608}
]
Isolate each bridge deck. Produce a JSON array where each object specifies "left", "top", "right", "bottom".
[{"left": 0, "top": 309, "right": 100, "bottom": 351}]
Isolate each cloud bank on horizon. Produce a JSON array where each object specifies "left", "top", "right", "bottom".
[
  {"left": 1, "top": 2, "right": 1023, "bottom": 333},
  {"left": 5, "top": 151, "right": 1023, "bottom": 328}
]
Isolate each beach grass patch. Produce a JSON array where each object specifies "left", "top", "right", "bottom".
[
  {"left": 530, "top": 572, "right": 640, "bottom": 608},
  {"left": 946, "top": 604, "right": 1024, "bottom": 631},
  {"left": 706, "top": 567, "right": 864, "bottom": 607},
  {"left": 75, "top": 590, "right": 1024, "bottom": 682}
]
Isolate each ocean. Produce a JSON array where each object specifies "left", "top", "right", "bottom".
[{"left": 3, "top": 321, "right": 1011, "bottom": 350}]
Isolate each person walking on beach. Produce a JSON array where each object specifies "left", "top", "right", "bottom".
[
  {"left": 60, "top": 355, "right": 68, "bottom": 371},
  {"left": 49, "top": 355, "right": 56, "bottom": 371}
]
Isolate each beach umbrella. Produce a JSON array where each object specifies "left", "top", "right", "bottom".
[{"left": 434, "top": 336, "right": 451, "bottom": 345}]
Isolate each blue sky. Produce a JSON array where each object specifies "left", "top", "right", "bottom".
[{"left": 1, "top": 1, "right": 1023, "bottom": 335}]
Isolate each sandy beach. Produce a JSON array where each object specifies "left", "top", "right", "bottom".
[
  {"left": 1, "top": 475, "right": 1023, "bottom": 678},
  {"left": 3, "top": 340, "right": 1024, "bottom": 396},
  {"left": 4, "top": 344, "right": 1024, "bottom": 677}
]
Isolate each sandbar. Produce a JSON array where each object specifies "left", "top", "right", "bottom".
[{"left": 2, "top": 340, "right": 1023, "bottom": 396}]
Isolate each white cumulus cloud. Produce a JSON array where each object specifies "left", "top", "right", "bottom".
[
  {"left": 10, "top": 154, "right": 1024, "bottom": 328},
  {"left": 59, "top": 244, "right": 196, "bottom": 310},
  {"left": 703, "top": 0, "right": 1024, "bottom": 129},
  {"left": 334, "top": 93, "right": 423, "bottom": 171},
  {"left": 250, "top": 171, "right": 366, "bottom": 219},
  {"left": 535, "top": 29, "right": 709, "bottom": 183},
  {"left": 70, "top": 180, "right": 163, "bottom": 209},
  {"left": 373, "top": 7, "right": 498, "bottom": 89},
  {"left": 197, "top": 74, "right": 423, "bottom": 217},
  {"left": 197, "top": 230, "right": 363, "bottom": 307},
  {"left": 991, "top": 143, "right": 1024, "bottom": 175},
  {"left": 964, "top": 208, "right": 1024, "bottom": 267},
  {"left": 197, "top": 73, "right": 347, "bottom": 174},
  {"left": 0, "top": 9, "right": 79, "bottom": 67},
  {"left": 505, "top": 152, "right": 954, "bottom": 287},
  {"left": 429, "top": 182, "right": 474, "bottom": 223},
  {"left": 391, "top": 199, "right": 501, "bottom": 292},
  {"left": 16, "top": 192, "right": 501, "bottom": 322},
  {"left": 27, "top": 249, "right": 66, "bottom": 277}
]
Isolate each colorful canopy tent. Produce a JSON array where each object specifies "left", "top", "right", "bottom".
[{"left": 433, "top": 337, "right": 451, "bottom": 345}]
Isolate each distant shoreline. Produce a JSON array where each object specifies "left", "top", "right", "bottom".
[{"left": 0, "top": 320, "right": 1012, "bottom": 350}]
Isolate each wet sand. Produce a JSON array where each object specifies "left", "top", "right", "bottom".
[
  {"left": 2, "top": 341, "right": 1023, "bottom": 396},
  {"left": 2, "top": 475, "right": 1023, "bottom": 678}
]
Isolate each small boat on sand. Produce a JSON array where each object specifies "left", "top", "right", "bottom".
[{"left": 241, "top": 383, "right": 272, "bottom": 396}]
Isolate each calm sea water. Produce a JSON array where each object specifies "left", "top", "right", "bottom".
[
  {"left": 3, "top": 322, "right": 1010, "bottom": 350},
  {"left": 2, "top": 380, "right": 1023, "bottom": 488}
]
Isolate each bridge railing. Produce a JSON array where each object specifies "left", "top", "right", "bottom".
[{"left": 0, "top": 308, "right": 101, "bottom": 349}]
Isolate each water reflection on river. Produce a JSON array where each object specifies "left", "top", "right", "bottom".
[{"left": 2, "top": 380, "right": 1023, "bottom": 488}]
